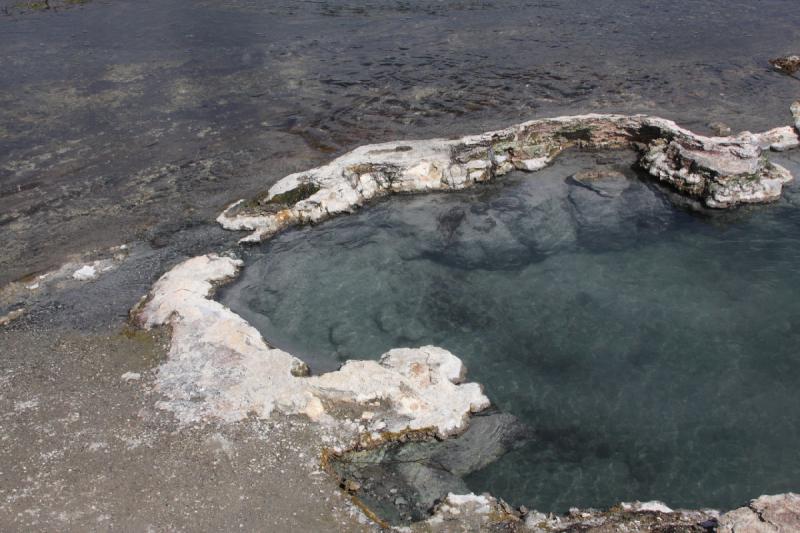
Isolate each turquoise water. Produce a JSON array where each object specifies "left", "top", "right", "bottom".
[{"left": 219, "top": 151, "right": 800, "bottom": 511}]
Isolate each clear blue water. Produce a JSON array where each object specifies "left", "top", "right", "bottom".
[{"left": 219, "top": 150, "right": 800, "bottom": 511}]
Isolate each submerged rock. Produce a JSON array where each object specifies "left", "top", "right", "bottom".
[
  {"left": 329, "top": 411, "right": 531, "bottom": 525},
  {"left": 219, "top": 107, "right": 800, "bottom": 243}
]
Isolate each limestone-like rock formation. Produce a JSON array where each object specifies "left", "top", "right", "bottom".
[
  {"left": 718, "top": 493, "right": 800, "bottom": 533},
  {"left": 134, "top": 253, "right": 488, "bottom": 437},
  {"left": 219, "top": 109, "right": 800, "bottom": 243},
  {"left": 414, "top": 492, "right": 800, "bottom": 532}
]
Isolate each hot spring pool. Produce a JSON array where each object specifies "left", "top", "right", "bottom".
[{"left": 219, "top": 150, "right": 800, "bottom": 512}]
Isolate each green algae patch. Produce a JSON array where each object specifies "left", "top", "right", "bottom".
[
  {"left": 16, "top": 1, "right": 49, "bottom": 10},
  {"left": 238, "top": 182, "right": 320, "bottom": 212},
  {"left": 267, "top": 182, "right": 320, "bottom": 206}
]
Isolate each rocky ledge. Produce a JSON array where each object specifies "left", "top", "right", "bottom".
[
  {"left": 135, "top": 104, "right": 800, "bottom": 530},
  {"left": 420, "top": 492, "right": 800, "bottom": 532},
  {"left": 218, "top": 106, "right": 800, "bottom": 244},
  {"left": 133, "top": 253, "right": 488, "bottom": 437}
]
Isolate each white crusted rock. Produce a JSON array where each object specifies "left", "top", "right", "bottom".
[
  {"left": 718, "top": 493, "right": 800, "bottom": 533},
  {"left": 426, "top": 493, "right": 509, "bottom": 528},
  {"left": 620, "top": 500, "right": 674, "bottom": 513},
  {"left": 219, "top": 107, "right": 800, "bottom": 244},
  {"left": 72, "top": 265, "right": 98, "bottom": 281},
  {"left": 71, "top": 258, "right": 120, "bottom": 282},
  {"left": 135, "top": 254, "right": 489, "bottom": 436},
  {"left": 518, "top": 157, "right": 551, "bottom": 171}
]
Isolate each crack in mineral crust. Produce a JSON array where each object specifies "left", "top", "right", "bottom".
[
  {"left": 218, "top": 108, "right": 800, "bottom": 245},
  {"left": 134, "top": 106, "right": 800, "bottom": 530}
]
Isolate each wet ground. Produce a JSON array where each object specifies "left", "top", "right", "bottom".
[{"left": 2, "top": 0, "right": 800, "bottom": 530}]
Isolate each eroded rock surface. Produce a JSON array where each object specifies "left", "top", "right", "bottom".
[
  {"left": 219, "top": 110, "right": 800, "bottom": 243},
  {"left": 424, "top": 493, "right": 521, "bottom": 531},
  {"left": 718, "top": 493, "right": 800, "bottom": 533},
  {"left": 416, "top": 492, "right": 800, "bottom": 532}
]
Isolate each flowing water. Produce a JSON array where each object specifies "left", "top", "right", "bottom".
[{"left": 219, "top": 150, "right": 800, "bottom": 512}]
